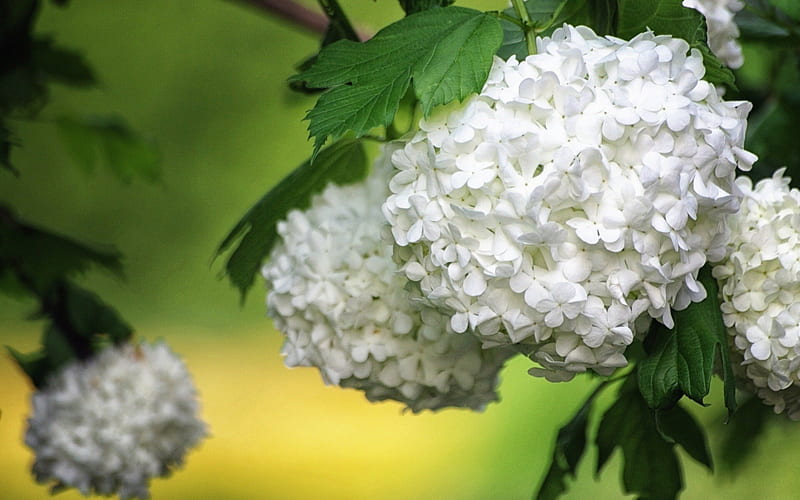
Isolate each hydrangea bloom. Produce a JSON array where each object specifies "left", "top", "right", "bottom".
[
  {"left": 683, "top": 0, "right": 744, "bottom": 69},
  {"left": 383, "top": 25, "right": 755, "bottom": 381},
  {"left": 262, "top": 148, "right": 513, "bottom": 412},
  {"left": 25, "top": 342, "right": 207, "bottom": 499},
  {"left": 714, "top": 171, "right": 800, "bottom": 419}
]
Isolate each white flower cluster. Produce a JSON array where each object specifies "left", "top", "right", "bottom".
[
  {"left": 383, "top": 25, "right": 755, "bottom": 381},
  {"left": 714, "top": 171, "right": 800, "bottom": 420},
  {"left": 262, "top": 151, "right": 512, "bottom": 412},
  {"left": 25, "top": 342, "right": 207, "bottom": 499},
  {"left": 683, "top": 0, "right": 745, "bottom": 69}
]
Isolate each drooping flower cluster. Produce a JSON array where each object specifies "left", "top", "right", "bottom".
[
  {"left": 714, "top": 171, "right": 800, "bottom": 419},
  {"left": 383, "top": 25, "right": 755, "bottom": 381},
  {"left": 262, "top": 150, "right": 513, "bottom": 412},
  {"left": 683, "top": 0, "right": 745, "bottom": 69},
  {"left": 25, "top": 342, "right": 207, "bottom": 499}
]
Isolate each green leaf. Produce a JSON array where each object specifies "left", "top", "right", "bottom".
[
  {"left": 0, "top": 206, "right": 123, "bottom": 296},
  {"left": 770, "top": 0, "right": 800, "bottom": 22},
  {"left": 43, "top": 323, "right": 78, "bottom": 372},
  {"left": 31, "top": 38, "right": 96, "bottom": 88},
  {"left": 616, "top": 0, "right": 736, "bottom": 88},
  {"left": 655, "top": 404, "right": 713, "bottom": 470},
  {"left": 6, "top": 345, "right": 49, "bottom": 388},
  {"left": 638, "top": 267, "right": 737, "bottom": 414},
  {"left": 497, "top": 0, "right": 592, "bottom": 60},
  {"left": 0, "top": 122, "right": 16, "bottom": 174},
  {"left": 588, "top": 0, "right": 619, "bottom": 36},
  {"left": 216, "top": 138, "right": 367, "bottom": 299},
  {"left": 55, "top": 114, "right": 161, "bottom": 184},
  {"left": 59, "top": 282, "right": 133, "bottom": 342},
  {"left": 398, "top": 0, "right": 454, "bottom": 15},
  {"left": 746, "top": 94, "right": 800, "bottom": 186},
  {"left": 596, "top": 376, "right": 684, "bottom": 500},
  {"left": 717, "top": 395, "right": 775, "bottom": 473},
  {"left": 293, "top": 6, "right": 502, "bottom": 152},
  {"left": 535, "top": 384, "right": 596, "bottom": 500}
]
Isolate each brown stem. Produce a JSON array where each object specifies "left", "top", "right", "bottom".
[{"left": 232, "top": 0, "right": 329, "bottom": 35}]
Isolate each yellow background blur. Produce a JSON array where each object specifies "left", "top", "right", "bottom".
[{"left": 2, "top": 1, "right": 800, "bottom": 499}]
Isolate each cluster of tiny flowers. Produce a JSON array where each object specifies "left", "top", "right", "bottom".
[
  {"left": 25, "top": 342, "right": 207, "bottom": 499},
  {"left": 714, "top": 171, "right": 800, "bottom": 420},
  {"left": 683, "top": 0, "right": 745, "bottom": 69},
  {"left": 262, "top": 149, "right": 513, "bottom": 412},
  {"left": 383, "top": 25, "right": 755, "bottom": 381}
]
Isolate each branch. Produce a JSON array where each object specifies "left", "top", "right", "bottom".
[{"left": 231, "top": 0, "right": 329, "bottom": 35}]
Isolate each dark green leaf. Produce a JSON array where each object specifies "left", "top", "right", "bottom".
[
  {"left": 718, "top": 395, "right": 775, "bottom": 473},
  {"left": 216, "top": 138, "right": 367, "bottom": 299},
  {"left": 6, "top": 345, "right": 50, "bottom": 388},
  {"left": 616, "top": 0, "right": 703, "bottom": 41},
  {"left": 398, "top": 0, "right": 454, "bottom": 15},
  {"left": 596, "top": 376, "right": 684, "bottom": 500},
  {"left": 55, "top": 114, "right": 161, "bottom": 184},
  {"left": 0, "top": 206, "right": 123, "bottom": 296},
  {"left": 60, "top": 282, "right": 133, "bottom": 342},
  {"left": 692, "top": 41, "right": 737, "bottom": 90},
  {"left": 293, "top": 6, "right": 502, "bottom": 153},
  {"left": 0, "top": 122, "right": 16, "bottom": 174},
  {"left": 656, "top": 404, "right": 713, "bottom": 470},
  {"left": 746, "top": 86, "right": 800, "bottom": 186},
  {"left": 31, "top": 38, "right": 96, "bottom": 88},
  {"left": 535, "top": 385, "right": 596, "bottom": 500},
  {"left": 638, "top": 267, "right": 737, "bottom": 414},
  {"left": 588, "top": 0, "right": 618, "bottom": 36},
  {"left": 736, "top": 9, "right": 792, "bottom": 40},
  {"left": 497, "top": 0, "right": 592, "bottom": 60},
  {"left": 770, "top": 0, "right": 800, "bottom": 22},
  {"left": 43, "top": 324, "right": 78, "bottom": 372}
]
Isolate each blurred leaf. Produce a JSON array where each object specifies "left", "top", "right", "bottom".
[
  {"left": 717, "top": 395, "right": 774, "bottom": 472},
  {"left": 0, "top": 121, "right": 16, "bottom": 174},
  {"left": 638, "top": 267, "right": 737, "bottom": 414},
  {"left": 43, "top": 323, "right": 78, "bottom": 371},
  {"left": 31, "top": 38, "right": 96, "bottom": 87},
  {"left": 58, "top": 281, "right": 133, "bottom": 342},
  {"left": 398, "top": 0, "right": 454, "bottom": 15},
  {"left": 656, "top": 404, "right": 713, "bottom": 470},
  {"left": 217, "top": 138, "right": 367, "bottom": 299},
  {"left": 55, "top": 114, "right": 161, "bottom": 184},
  {"left": 0, "top": 206, "right": 123, "bottom": 296},
  {"left": 535, "top": 382, "right": 597, "bottom": 500},
  {"left": 292, "top": 6, "right": 502, "bottom": 153},
  {"left": 736, "top": 9, "right": 792, "bottom": 40},
  {"left": 497, "top": 0, "right": 591, "bottom": 60},
  {"left": 6, "top": 345, "right": 49, "bottom": 388},
  {"left": 596, "top": 376, "right": 683, "bottom": 500},
  {"left": 767, "top": 0, "right": 800, "bottom": 22}
]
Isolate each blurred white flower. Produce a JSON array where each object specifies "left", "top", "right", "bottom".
[
  {"left": 263, "top": 147, "right": 514, "bottom": 412},
  {"left": 383, "top": 25, "right": 755, "bottom": 381},
  {"left": 683, "top": 0, "right": 745, "bottom": 69},
  {"left": 714, "top": 170, "right": 800, "bottom": 419},
  {"left": 25, "top": 342, "right": 207, "bottom": 499}
]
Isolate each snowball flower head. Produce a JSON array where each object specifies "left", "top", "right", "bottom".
[
  {"left": 683, "top": 0, "right": 744, "bottom": 69},
  {"left": 714, "top": 170, "right": 800, "bottom": 419},
  {"left": 263, "top": 148, "right": 513, "bottom": 412},
  {"left": 25, "top": 342, "right": 207, "bottom": 499},
  {"left": 383, "top": 25, "right": 755, "bottom": 381}
]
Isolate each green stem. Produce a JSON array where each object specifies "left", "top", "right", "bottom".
[
  {"left": 490, "top": 10, "right": 525, "bottom": 28},
  {"left": 510, "top": 0, "right": 537, "bottom": 55}
]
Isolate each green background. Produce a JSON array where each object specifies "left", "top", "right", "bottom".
[{"left": 1, "top": 1, "right": 799, "bottom": 498}]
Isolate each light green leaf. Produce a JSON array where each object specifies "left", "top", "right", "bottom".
[
  {"left": 216, "top": 138, "right": 367, "bottom": 299},
  {"left": 596, "top": 376, "right": 684, "bottom": 500},
  {"left": 638, "top": 267, "right": 737, "bottom": 414},
  {"left": 293, "top": 6, "right": 502, "bottom": 153},
  {"left": 55, "top": 114, "right": 161, "bottom": 184}
]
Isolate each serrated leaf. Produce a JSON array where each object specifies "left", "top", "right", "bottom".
[
  {"left": 216, "top": 138, "right": 367, "bottom": 299},
  {"left": 638, "top": 267, "right": 737, "bottom": 414},
  {"left": 398, "top": 0, "right": 454, "bottom": 15},
  {"left": 656, "top": 404, "right": 713, "bottom": 470},
  {"left": 692, "top": 41, "right": 737, "bottom": 89},
  {"left": 55, "top": 114, "right": 161, "bottom": 184},
  {"left": 596, "top": 376, "right": 684, "bottom": 500},
  {"left": 535, "top": 384, "right": 596, "bottom": 500},
  {"left": 0, "top": 206, "right": 123, "bottom": 295},
  {"left": 293, "top": 6, "right": 502, "bottom": 153}
]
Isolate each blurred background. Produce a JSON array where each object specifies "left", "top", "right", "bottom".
[{"left": 2, "top": 1, "right": 800, "bottom": 498}]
